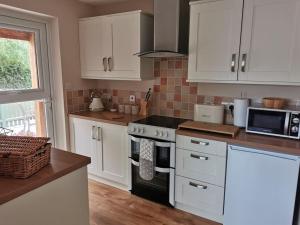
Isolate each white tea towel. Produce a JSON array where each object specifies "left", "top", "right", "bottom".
[{"left": 139, "top": 138, "right": 155, "bottom": 181}]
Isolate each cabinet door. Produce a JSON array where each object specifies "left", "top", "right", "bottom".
[
  {"left": 109, "top": 13, "right": 140, "bottom": 79},
  {"left": 70, "top": 118, "right": 100, "bottom": 176},
  {"left": 239, "top": 0, "right": 300, "bottom": 83},
  {"left": 99, "top": 122, "right": 128, "bottom": 185},
  {"left": 188, "top": 0, "right": 243, "bottom": 82},
  {"left": 79, "top": 17, "right": 112, "bottom": 78}
]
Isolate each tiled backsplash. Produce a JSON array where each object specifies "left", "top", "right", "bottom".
[
  {"left": 66, "top": 57, "right": 235, "bottom": 119},
  {"left": 150, "top": 58, "right": 234, "bottom": 119},
  {"left": 66, "top": 89, "right": 92, "bottom": 113}
]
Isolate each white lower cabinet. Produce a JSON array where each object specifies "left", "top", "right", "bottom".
[
  {"left": 70, "top": 117, "right": 100, "bottom": 176},
  {"left": 175, "top": 176, "right": 224, "bottom": 220},
  {"left": 100, "top": 122, "right": 128, "bottom": 185},
  {"left": 69, "top": 117, "right": 129, "bottom": 189},
  {"left": 175, "top": 135, "right": 227, "bottom": 223}
]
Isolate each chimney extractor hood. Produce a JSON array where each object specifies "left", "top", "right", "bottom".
[{"left": 136, "top": 0, "right": 190, "bottom": 58}]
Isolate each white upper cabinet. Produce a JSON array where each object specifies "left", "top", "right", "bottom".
[
  {"left": 188, "top": 0, "right": 300, "bottom": 85},
  {"left": 188, "top": 0, "right": 243, "bottom": 82},
  {"left": 79, "top": 17, "right": 112, "bottom": 78},
  {"left": 79, "top": 11, "right": 154, "bottom": 81},
  {"left": 239, "top": 0, "right": 300, "bottom": 84},
  {"left": 109, "top": 13, "right": 140, "bottom": 78}
]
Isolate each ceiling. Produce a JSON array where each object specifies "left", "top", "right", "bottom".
[{"left": 79, "top": 0, "right": 130, "bottom": 5}]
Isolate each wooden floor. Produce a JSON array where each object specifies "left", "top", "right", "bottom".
[{"left": 89, "top": 180, "right": 221, "bottom": 225}]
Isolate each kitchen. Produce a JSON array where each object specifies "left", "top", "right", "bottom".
[{"left": 1, "top": 0, "right": 300, "bottom": 225}]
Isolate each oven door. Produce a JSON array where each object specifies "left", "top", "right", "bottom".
[
  {"left": 247, "top": 108, "right": 290, "bottom": 135},
  {"left": 128, "top": 135, "right": 175, "bottom": 206}
]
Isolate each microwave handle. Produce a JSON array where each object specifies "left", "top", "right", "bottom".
[{"left": 284, "top": 112, "right": 291, "bottom": 135}]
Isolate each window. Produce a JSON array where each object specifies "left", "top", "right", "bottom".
[
  {"left": 0, "top": 14, "right": 53, "bottom": 139},
  {"left": 0, "top": 28, "right": 38, "bottom": 91},
  {"left": 0, "top": 100, "right": 47, "bottom": 137}
]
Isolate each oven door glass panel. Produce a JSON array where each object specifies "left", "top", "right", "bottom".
[
  {"left": 130, "top": 135, "right": 171, "bottom": 168},
  {"left": 156, "top": 144, "right": 171, "bottom": 168},
  {"left": 130, "top": 136, "right": 140, "bottom": 161},
  {"left": 248, "top": 109, "right": 287, "bottom": 134},
  {"left": 131, "top": 163, "right": 170, "bottom": 206}
]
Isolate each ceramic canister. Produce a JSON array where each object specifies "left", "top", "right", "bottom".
[{"left": 125, "top": 105, "right": 131, "bottom": 114}]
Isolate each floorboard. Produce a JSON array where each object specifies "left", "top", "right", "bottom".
[{"left": 89, "top": 180, "right": 221, "bottom": 225}]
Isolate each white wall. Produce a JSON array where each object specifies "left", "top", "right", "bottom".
[
  {"left": 0, "top": 0, "right": 97, "bottom": 90},
  {"left": 198, "top": 83, "right": 300, "bottom": 103},
  {"left": 94, "top": 0, "right": 153, "bottom": 15}
]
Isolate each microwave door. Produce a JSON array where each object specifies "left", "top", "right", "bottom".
[{"left": 247, "top": 109, "right": 287, "bottom": 135}]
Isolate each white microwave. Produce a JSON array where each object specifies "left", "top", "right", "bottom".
[{"left": 246, "top": 107, "right": 300, "bottom": 139}]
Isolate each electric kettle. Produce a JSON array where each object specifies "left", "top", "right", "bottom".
[{"left": 89, "top": 91, "right": 104, "bottom": 112}]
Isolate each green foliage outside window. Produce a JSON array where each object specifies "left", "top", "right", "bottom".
[{"left": 0, "top": 38, "right": 32, "bottom": 90}]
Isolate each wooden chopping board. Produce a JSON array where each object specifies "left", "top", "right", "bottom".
[
  {"left": 179, "top": 121, "right": 240, "bottom": 137},
  {"left": 101, "top": 111, "right": 124, "bottom": 120}
]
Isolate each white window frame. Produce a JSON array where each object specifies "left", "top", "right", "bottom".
[
  {"left": 0, "top": 10, "right": 54, "bottom": 142},
  {"left": 0, "top": 15, "right": 51, "bottom": 103}
]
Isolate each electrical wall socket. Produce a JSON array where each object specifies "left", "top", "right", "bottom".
[
  {"left": 296, "top": 100, "right": 300, "bottom": 107},
  {"left": 221, "top": 102, "right": 234, "bottom": 110},
  {"left": 129, "top": 95, "right": 136, "bottom": 103}
]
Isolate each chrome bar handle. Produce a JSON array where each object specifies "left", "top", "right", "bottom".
[
  {"left": 241, "top": 54, "right": 247, "bottom": 72},
  {"left": 189, "top": 182, "right": 208, "bottom": 190},
  {"left": 191, "top": 139, "right": 209, "bottom": 146},
  {"left": 190, "top": 154, "right": 209, "bottom": 160},
  {"left": 91, "top": 126, "right": 96, "bottom": 140},
  {"left": 108, "top": 57, "right": 113, "bottom": 72},
  {"left": 103, "top": 57, "right": 108, "bottom": 72},
  {"left": 97, "top": 127, "right": 102, "bottom": 141},
  {"left": 231, "top": 53, "right": 237, "bottom": 72}
]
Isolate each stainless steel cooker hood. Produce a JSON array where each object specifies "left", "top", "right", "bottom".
[{"left": 136, "top": 0, "right": 190, "bottom": 58}]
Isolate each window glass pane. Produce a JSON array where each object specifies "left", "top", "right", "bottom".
[
  {"left": 0, "top": 100, "right": 47, "bottom": 137},
  {"left": 0, "top": 27, "right": 38, "bottom": 91}
]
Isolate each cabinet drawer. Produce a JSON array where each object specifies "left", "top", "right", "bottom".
[
  {"left": 176, "top": 135, "right": 227, "bottom": 157},
  {"left": 176, "top": 149, "right": 226, "bottom": 187},
  {"left": 175, "top": 176, "right": 224, "bottom": 216}
]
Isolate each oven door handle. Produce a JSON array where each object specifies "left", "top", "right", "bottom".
[
  {"left": 131, "top": 159, "right": 170, "bottom": 174},
  {"left": 131, "top": 159, "right": 140, "bottom": 167},
  {"left": 130, "top": 136, "right": 141, "bottom": 143},
  {"left": 155, "top": 141, "right": 172, "bottom": 148},
  {"left": 155, "top": 167, "right": 170, "bottom": 173},
  {"left": 130, "top": 136, "right": 172, "bottom": 148}
]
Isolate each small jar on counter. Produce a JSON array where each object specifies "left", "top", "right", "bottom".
[{"left": 118, "top": 104, "right": 125, "bottom": 114}]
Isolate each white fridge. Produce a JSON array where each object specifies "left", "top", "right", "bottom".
[{"left": 224, "top": 145, "right": 300, "bottom": 225}]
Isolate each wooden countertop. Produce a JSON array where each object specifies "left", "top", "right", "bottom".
[
  {"left": 176, "top": 129, "right": 300, "bottom": 156},
  {"left": 0, "top": 148, "right": 90, "bottom": 205},
  {"left": 69, "top": 111, "right": 144, "bottom": 126}
]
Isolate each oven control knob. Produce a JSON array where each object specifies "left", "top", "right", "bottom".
[
  {"left": 291, "top": 126, "right": 299, "bottom": 133},
  {"left": 160, "top": 131, "right": 164, "bottom": 137},
  {"left": 140, "top": 128, "right": 144, "bottom": 134},
  {"left": 155, "top": 130, "right": 159, "bottom": 136},
  {"left": 165, "top": 132, "right": 168, "bottom": 137},
  {"left": 293, "top": 117, "right": 300, "bottom": 124},
  {"left": 132, "top": 127, "right": 137, "bottom": 133}
]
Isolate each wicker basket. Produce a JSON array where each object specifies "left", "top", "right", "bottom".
[{"left": 0, "top": 136, "right": 51, "bottom": 179}]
